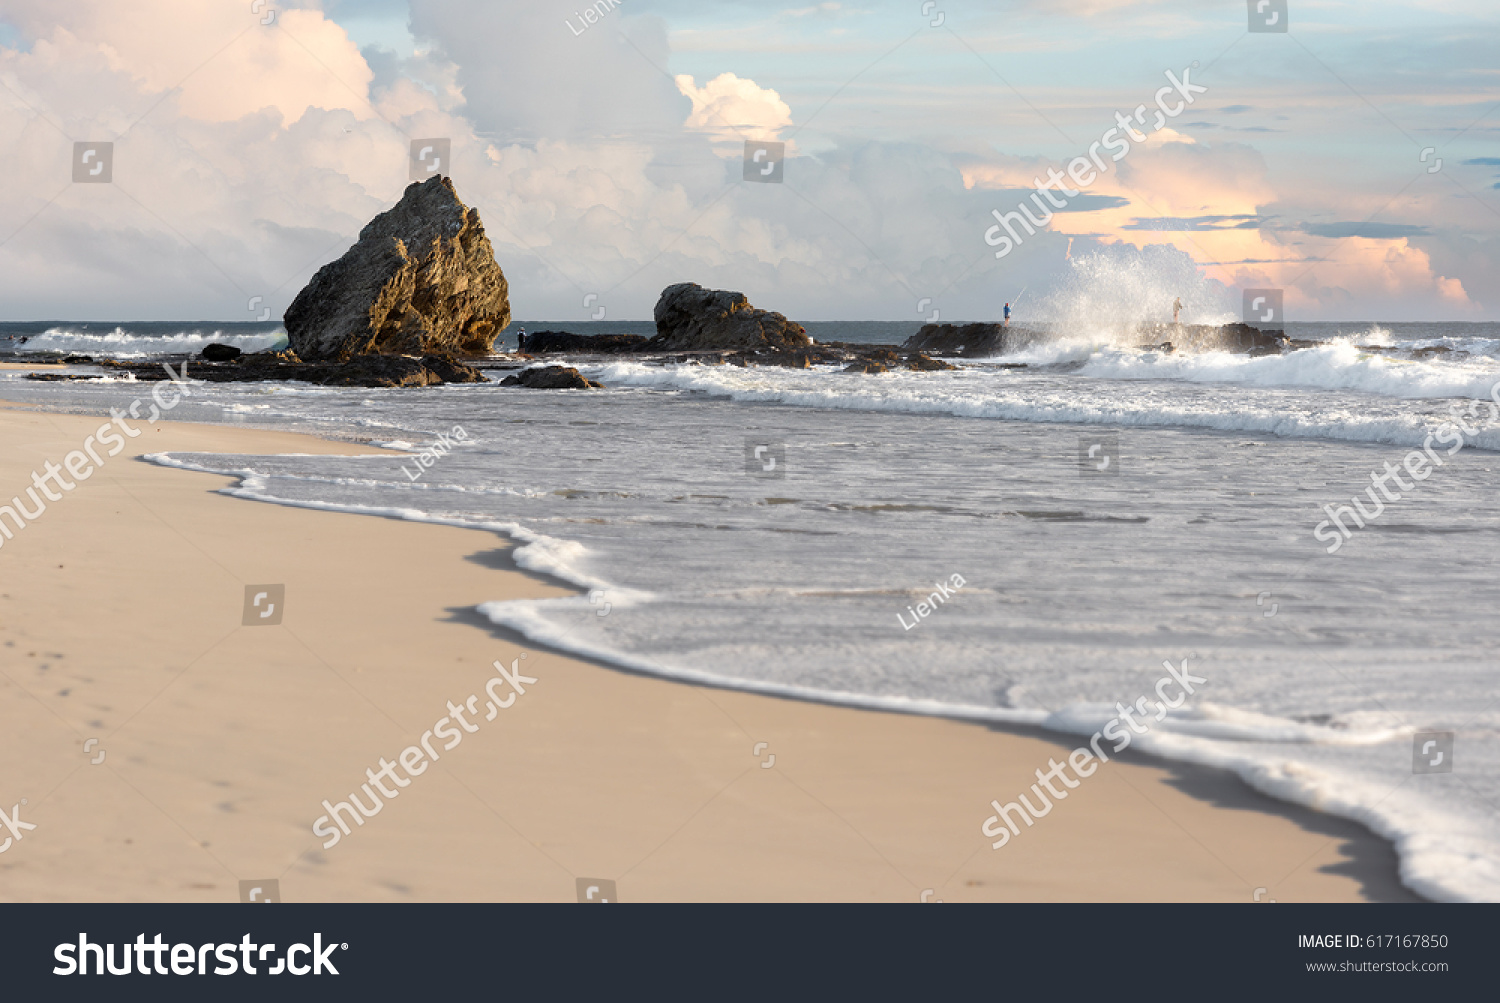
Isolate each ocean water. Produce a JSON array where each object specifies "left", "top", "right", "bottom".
[
  {"left": 0, "top": 321, "right": 288, "bottom": 358},
  {"left": 3, "top": 319, "right": 1499, "bottom": 902}
]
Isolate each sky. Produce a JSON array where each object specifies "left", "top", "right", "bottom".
[{"left": 0, "top": 0, "right": 1496, "bottom": 323}]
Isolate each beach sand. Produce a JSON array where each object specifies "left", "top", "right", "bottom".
[{"left": 0, "top": 405, "right": 1421, "bottom": 902}]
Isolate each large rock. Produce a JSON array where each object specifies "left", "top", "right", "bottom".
[
  {"left": 902, "top": 323, "right": 1007, "bottom": 357},
  {"left": 285, "top": 176, "right": 511, "bottom": 361},
  {"left": 522, "top": 331, "right": 648, "bottom": 354},
  {"left": 1136, "top": 322, "right": 1288, "bottom": 354},
  {"left": 645, "top": 283, "right": 810, "bottom": 352},
  {"left": 419, "top": 355, "right": 489, "bottom": 384},
  {"left": 318, "top": 355, "right": 441, "bottom": 388},
  {"left": 906, "top": 353, "right": 958, "bottom": 371},
  {"left": 500, "top": 365, "right": 604, "bottom": 389},
  {"left": 95, "top": 353, "right": 487, "bottom": 389}
]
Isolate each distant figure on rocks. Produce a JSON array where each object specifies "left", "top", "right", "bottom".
[
  {"left": 1172, "top": 297, "right": 1183, "bottom": 325},
  {"left": 1003, "top": 302, "right": 1011, "bottom": 328},
  {"left": 516, "top": 329, "right": 527, "bottom": 353}
]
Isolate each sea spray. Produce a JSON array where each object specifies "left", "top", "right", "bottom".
[{"left": 1033, "top": 248, "right": 1239, "bottom": 347}]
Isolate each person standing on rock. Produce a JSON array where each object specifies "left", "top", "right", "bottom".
[
  {"left": 1003, "top": 302, "right": 1011, "bottom": 328},
  {"left": 1172, "top": 297, "right": 1183, "bottom": 325},
  {"left": 516, "top": 329, "right": 526, "bottom": 354}
]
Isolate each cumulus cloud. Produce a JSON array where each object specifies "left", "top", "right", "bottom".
[
  {"left": 675, "top": 72, "right": 792, "bottom": 149},
  {"left": 962, "top": 128, "right": 1475, "bottom": 319},
  {"left": 0, "top": 0, "right": 1483, "bottom": 323},
  {"left": 406, "top": 0, "right": 688, "bottom": 143}
]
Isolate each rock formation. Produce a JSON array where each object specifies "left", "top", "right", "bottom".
[
  {"left": 645, "top": 283, "right": 810, "bottom": 352},
  {"left": 902, "top": 323, "right": 1009, "bottom": 357},
  {"left": 284, "top": 176, "right": 511, "bottom": 361},
  {"left": 906, "top": 353, "right": 957, "bottom": 371},
  {"left": 500, "top": 365, "right": 604, "bottom": 389},
  {"left": 522, "top": 331, "right": 648, "bottom": 354},
  {"left": 95, "top": 353, "right": 486, "bottom": 389},
  {"left": 1135, "top": 322, "right": 1289, "bottom": 354}
]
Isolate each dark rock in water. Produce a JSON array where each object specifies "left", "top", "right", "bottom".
[
  {"left": 1137, "top": 322, "right": 1287, "bottom": 354},
  {"left": 285, "top": 176, "right": 511, "bottom": 361},
  {"left": 907, "top": 353, "right": 958, "bottom": 371},
  {"left": 97, "top": 354, "right": 486, "bottom": 389},
  {"left": 726, "top": 348, "right": 817, "bottom": 368},
  {"left": 500, "top": 365, "right": 604, "bottom": 389},
  {"left": 864, "top": 349, "right": 901, "bottom": 365},
  {"left": 61, "top": 354, "right": 94, "bottom": 364},
  {"left": 421, "top": 355, "right": 487, "bottom": 384},
  {"left": 201, "top": 343, "right": 241, "bottom": 362},
  {"left": 646, "top": 283, "right": 810, "bottom": 352},
  {"left": 766, "top": 350, "right": 811, "bottom": 369},
  {"left": 902, "top": 323, "right": 1010, "bottom": 357},
  {"left": 843, "top": 359, "right": 890, "bottom": 374},
  {"left": 246, "top": 348, "right": 302, "bottom": 363},
  {"left": 521, "top": 331, "right": 649, "bottom": 354},
  {"left": 318, "top": 355, "right": 440, "bottom": 388},
  {"left": 1357, "top": 343, "right": 1467, "bottom": 362}
]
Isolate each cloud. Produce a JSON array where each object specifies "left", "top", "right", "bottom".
[
  {"left": 406, "top": 0, "right": 688, "bottom": 143},
  {"left": 1122, "top": 214, "right": 1266, "bottom": 231},
  {"left": 675, "top": 71, "right": 792, "bottom": 148},
  {"left": 1300, "top": 222, "right": 1430, "bottom": 239},
  {"left": 0, "top": 0, "right": 1485, "bottom": 324},
  {"left": 0, "top": 1, "right": 375, "bottom": 126}
]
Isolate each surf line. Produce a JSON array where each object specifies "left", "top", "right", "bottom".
[{"left": 1313, "top": 383, "right": 1500, "bottom": 554}]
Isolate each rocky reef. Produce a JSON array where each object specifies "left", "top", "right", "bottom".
[{"left": 645, "top": 283, "right": 810, "bottom": 352}]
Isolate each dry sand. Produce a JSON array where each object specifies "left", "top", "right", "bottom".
[{"left": 0, "top": 405, "right": 1420, "bottom": 901}]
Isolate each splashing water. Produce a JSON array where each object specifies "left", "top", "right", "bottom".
[{"left": 1036, "top": 248, "right": 1239, "bottom": 346}]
